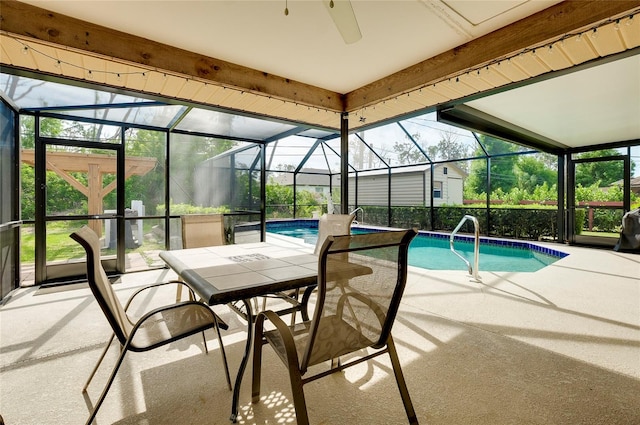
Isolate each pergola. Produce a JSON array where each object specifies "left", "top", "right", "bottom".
[{"left": 21, "top": 150, "right": 157, "bottom": 236}]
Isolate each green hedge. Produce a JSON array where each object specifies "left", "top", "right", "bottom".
[
  {"left": 355, "top": 205, "right": 558, "bottom": 241},
  {"left": 574, "top": 208, "right": 585, "bottom": 235},
  {"left": 488, "top": 208, "right": 556, "bottom": 240},
  {"left": 157, "top": 203, "right": 230, "bottom": 215},
  {"left": 574, "top": 208, "right": 623, "bottom": 233}
]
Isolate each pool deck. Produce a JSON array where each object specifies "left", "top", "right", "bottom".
[{"left": 1, "top": 236, "right": 638, "bottom": 424}]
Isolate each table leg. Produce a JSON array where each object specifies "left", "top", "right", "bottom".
[{"left": 230, "top": 299, "right": 253, "bottom": 423}]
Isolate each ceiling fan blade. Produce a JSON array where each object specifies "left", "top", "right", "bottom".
[{"left": 324, "top": 0, "right": 362, "bottom": 44}]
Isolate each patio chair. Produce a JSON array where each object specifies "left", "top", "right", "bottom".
[
  {"left": 252, "top": 229, "right": 419, "bottom": 425},
  {"left": 70, "top": 225, "right": 231, "bottom": 425},
  {"left": 181, "top": 213, "right": 226, "bottom": 249},
  {"left": 292, "top": 212, "right": 356, "bottom": 321},
  {"left": 313, "top": 213, "right": 355, "bottom": 255},
  {"left": 177, "top": 214, "right": 227, "bottom": 301},
  {"left": 267, "top": 212, "right": 357, "bottom": 324}
]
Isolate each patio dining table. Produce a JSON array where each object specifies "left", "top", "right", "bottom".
[{"left": 159, "top": 241, "right": 319, "bottom": 423}]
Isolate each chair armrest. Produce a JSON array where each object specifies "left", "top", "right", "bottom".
[
  {"left": 135, "top": 299, "right": 214, "bottom": 323},
  {"left": 255, "top": 310, "right": 301, "bottom": 369},
  {"left": 124, "top": 280, "right": 195, "bottom": 311},
  {"left": 127, "top": 300, "right": 216, "bottom": 351}
]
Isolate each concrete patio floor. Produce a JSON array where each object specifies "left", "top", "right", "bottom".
[{"left": 1, "top": 241, "right": 638, "bottom": 424}]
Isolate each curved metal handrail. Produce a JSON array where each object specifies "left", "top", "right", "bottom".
[
  {"left": 349, "top": 207, "right": 364, "bottom": 224},
  {"left": 450, "top": 215, "right": 480, "bottom": 281}
]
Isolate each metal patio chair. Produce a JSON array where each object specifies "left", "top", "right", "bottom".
[
  {"left": 70, "top": 225, "right": 231, "bottom": 425},
  {"left": 177, "top": 214, "right": 227, "bottom": 301},
  {"left": 181, "top": 213, "right": 226, "bottom": 249},
  {"left": 268, "top": 212, "right": 357, "bottom": 324},
  {"left": 313, "top": 213, "right": 355, "bottom": 255},
  {"left": 180, "top": 214, "right": 254, "bottom": 325},
  {"left": 251, "top": 229, "right": 419, "bottom": 425},
  {"left": 292, "top": 212, "right": 356, "bottom": 321}
]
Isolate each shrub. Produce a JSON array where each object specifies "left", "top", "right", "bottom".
[{"left": 157, "top": 203, "right": 230, "bottom": 215}]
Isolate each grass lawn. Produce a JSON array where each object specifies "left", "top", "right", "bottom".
[
  {"left": 20, "top": 221, "right": 164, "bottom": 264},
  {"left": 580, "top": 230, "right": 619, "bottom": 238},
  {"left": 21, "top": 223, "right": 88, "bottom": 263}
]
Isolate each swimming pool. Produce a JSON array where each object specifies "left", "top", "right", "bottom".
[{"left": 266, "top": 220, "right": 568, "bottom": 273}]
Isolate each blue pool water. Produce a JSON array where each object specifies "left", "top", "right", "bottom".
[{"left": 266, "top": 220, "right": 568, "bottom": 273}]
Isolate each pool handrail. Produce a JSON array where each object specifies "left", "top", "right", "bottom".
[
  {"left": 450, "top": 215, "right": 481, "bottom": 281},
  {"left": 349, "top": 207, "right": 364, "bottom": 224}
]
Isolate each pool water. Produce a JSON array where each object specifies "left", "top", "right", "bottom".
[{"left": 266, "top": 221, "right": 567, "bottom": 273}]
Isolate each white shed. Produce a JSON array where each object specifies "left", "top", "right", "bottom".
[{"left": 341, "top": 163, "right": 467, "bottom": 207}]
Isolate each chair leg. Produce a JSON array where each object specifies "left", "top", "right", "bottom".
[
  {"left": 83, "top": 334, "right": 115, "bottom": 392},
  {"left": 176, "top": 283, "right": 183, "bottom": 302},
  {"left": 387, "top": 335, "right": 418, "bottom": 425},
  {"left": 288, "top": 288, "right": 300, "bottom": 325},
  {"left": 287, "top": 367, "right": 309, "bottom": 425},
  {"left": 85, "top": 343, "right": 130, "bottom": 425},
  {"left": 213, "top": 317, "right": 232, "bottom": 391},
  {"left": 202, "top": 331, "right": 209, "bottom": 354}
]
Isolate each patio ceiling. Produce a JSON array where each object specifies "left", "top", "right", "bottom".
[{"left": 1, "top": 1, "right": 639, "bottom": 150}]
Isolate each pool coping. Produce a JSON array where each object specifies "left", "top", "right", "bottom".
[{"left": 261, "top": 219, "right": 569, "bottom": 260}]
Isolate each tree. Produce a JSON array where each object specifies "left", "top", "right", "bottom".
[
  {"left": 466, "top": 135, "right": 519, "bottom": 195},
  {"left": 20, "top": 115, "right": 240, "bottom": 219},
  {"left": 514, "top": 155, "right": 557, "bottom": 193},
  {"left": 393, "top": 140, "right": 424, "bottom": 165},
  {"left": 233, "top": 169, "right": 260, "bottom": 209},
  {"left": 123, "top": 129, "right": 166, "bottom": 213},
  {"left": 391, "top": 128, "right": 472, "bottom": 167},
  {"left": 20, "top": 117, "right": 73, "bottom": 219},
  {"left": 2, "top": 75, "right": 45, "bottom": 105},
  {"left": 276, "top": 164, "right": 296, "bottom": 172},
  {"left": 350, "top": 133, "right": 384, "bottom": 169},
  {"left": 426, "top": 129, "right": 471, "bottom": 164},
  {"left": 20, "top": 164, "right": 35, "bottom": 220},
  {"left": 265, "top": 179, "right": 293, "bottom": 217},
  {"left": 169, "top": 133, "right": 237, "bottom": 207},
  {"left": 575, "top": 149, "right": 632, "bottom": 187}
]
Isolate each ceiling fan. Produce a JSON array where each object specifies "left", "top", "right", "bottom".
[
  {"left": 323, "top": 0, "right": 362, "bottom": 44},
  {"left": 285, "top": 0, "right": 362, "bottom": 44}
]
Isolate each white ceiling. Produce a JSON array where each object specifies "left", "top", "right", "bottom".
[
  {"left": 468, "top": 54, "right": 640, "bottom": 147},
  {"left": 20, "top": 0, "right": 561, "bottom": 93}
]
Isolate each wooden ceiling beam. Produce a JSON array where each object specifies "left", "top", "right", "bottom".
[
  {"left": 344, "top": 0, "right": 640, "bottom": 112},
  {"left": 2, "top": 0, "right": 638, "bottom": 119},
  {"left": 0, "top": 0, "right": 344, "bottom": 112}
]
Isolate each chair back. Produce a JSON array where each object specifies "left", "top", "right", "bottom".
[
  {"left": 181, "top": 214, "right": 225, "bottom": 248},
  {"left": 313, "top": 213, "right": 355, "bottom": 255},
  {"left": 302, "top": 229, "right": 417, "bottom": 371},
  {"left": 70, "top": 226, "right": 132, "bottom": 344}
]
